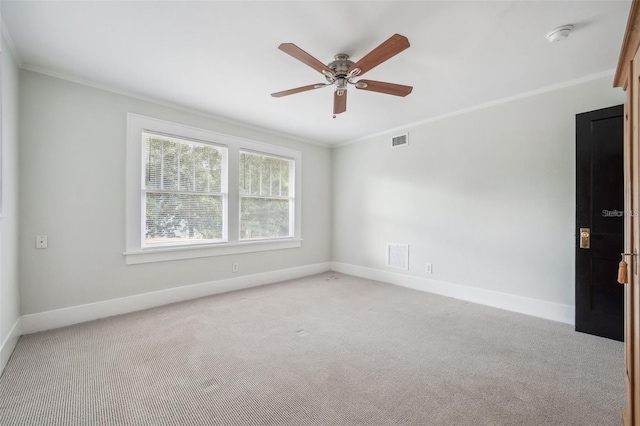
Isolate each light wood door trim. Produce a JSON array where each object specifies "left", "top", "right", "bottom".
[
  {"left": 624, "top": 86, "right": 634, "bottom": 425},
  {"left": 634, "top": 49, "right": 640, "bottom": 424},
  {"left": 615, "top": 4, "right": 640, "bottom": 424},
  {"left": 615, "top": 1, "right": 640, "bottom": 89}
]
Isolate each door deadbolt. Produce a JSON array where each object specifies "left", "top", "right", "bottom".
[{"left": 580, "top": 228, "right": 590, "bottom": 249}]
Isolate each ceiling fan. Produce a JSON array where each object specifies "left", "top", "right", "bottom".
[{"left": 271, "top": 34, "right": 413, "bottom": 116}]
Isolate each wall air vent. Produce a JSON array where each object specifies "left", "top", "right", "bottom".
[
  {"left": 391, "top": 132, "right": 409, "bottom": 148},
  {"left": 387, "top": 243, "right": 409, "bottom": 270}
]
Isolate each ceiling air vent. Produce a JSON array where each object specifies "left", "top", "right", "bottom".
[
  {"left": 387, "top": 243, "right": 409, "bottom": 270},
  {"left": 391, "top": 132, "right": 409, "bottom": 148}
]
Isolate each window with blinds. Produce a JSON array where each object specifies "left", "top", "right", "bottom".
[
  {"left": 126, "top": 114, "right": 302, "bottom": 263},
  {"left": 239, "top": 150, "right": 294, "bottom": 240},
  {"left": 143, "top": 132, "right": 227, "bottom": 247}
]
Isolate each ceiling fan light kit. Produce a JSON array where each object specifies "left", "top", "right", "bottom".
[{"left": 271, "top": 34, "right": 413, "bottom": 115}]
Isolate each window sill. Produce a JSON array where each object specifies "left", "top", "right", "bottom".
[{"left": 124, "top": 238, "right": 302, "bottom": 265}]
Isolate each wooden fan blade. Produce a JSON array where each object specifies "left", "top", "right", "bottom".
[
  {"left": 333, "top": 90, "right": 347, "bottom": 114},
  {"left": 349, "top": 34, "right": 410, "bottom": 77},
  {"left": 271, "top": 84, "right": 326, "bottom": 98},
  {"left": 355, "top": 80, "right": 413, "bottom": 97},
  {"left": 278, "top": 43, "right": 335, "bottom": 76}
]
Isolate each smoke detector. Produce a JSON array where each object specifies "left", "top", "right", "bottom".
[{"left": 546, "top": 25, "right": 573, "bottom": 43}]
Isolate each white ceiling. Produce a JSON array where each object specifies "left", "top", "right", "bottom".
[{"left": 1, "top": 1, "right": 632, "bottom": 146}]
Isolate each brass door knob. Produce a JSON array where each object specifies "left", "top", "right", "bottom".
[{"left": 580, "top": 228, "right": 590, "bottom": 249}]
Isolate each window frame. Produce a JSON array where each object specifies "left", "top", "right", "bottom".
[
  {"left": 142, "top": 131, "right": 229, "bottom": 248},
  {"left": 125, "top": 114, "right": 302, "bottom": 265},
  {"left": 238, "top": 149, "right": 295, "bottom": 242}
]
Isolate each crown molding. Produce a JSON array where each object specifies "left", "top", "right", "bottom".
[{"left": 335, "top": 69, "right": 618, "bottom": 148}]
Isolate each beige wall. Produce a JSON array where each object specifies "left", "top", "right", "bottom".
[
  {"left": 332, "top": 75, "right": 624, "bottom": 308},
  {"left": 1, "top": 34, "right": 21, "bottom": 358},
  {"left": 18, "top": 70, "right": 332, "bottom": 315},
  {"left": 13, "top": 68, "right": 629, "bottom": 320}
]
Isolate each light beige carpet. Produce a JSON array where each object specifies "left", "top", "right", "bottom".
[{"left": 0, "top": 272, "right": 624, "bottom": 425}]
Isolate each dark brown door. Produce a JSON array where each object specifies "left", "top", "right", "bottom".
[{"left": 576, "top": 105, "right": 624, "bottom": 341}]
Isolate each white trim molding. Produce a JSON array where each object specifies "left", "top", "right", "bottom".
[
  {"left": 126, "top": 113, "right": 303, "bottom": 264},
  {"left": 1, "top": 19, "right": 23, "bottom": 67},
  {"left": 20, "top": 64, "right": 326, "bottom": 147},
  {"left": 21, "top": 262, "right": 331, "bottom": 335},
  {"left": 124, "top": 238, "right": 303, "bottom": 265},
  {"left": 335, "top": 69, "right": 617, "bottom": 147},
  {"left": 331, "top": 262, "right": 575, "bottom": 325},
  {"left": 0, "top": 317, "right": 21, "bottom": 374}
]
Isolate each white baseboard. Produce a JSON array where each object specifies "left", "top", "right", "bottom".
[
  {"left": 12, "top": 260, "right": 573, "bottom": 359},
  {"left": 1, "top": 317, "right": 21, "bottom": 374},
  {"left": 331, "top": 262, "right": 575, "bottom": 325},
  {"left": 21, "top": 262, "right": 331, "bottom": 335}
]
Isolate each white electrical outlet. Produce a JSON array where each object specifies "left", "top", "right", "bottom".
[
  {"left": 425, "top": 263, "right": 433, "bottom": 274},
  {"left": 232, "top": 262, "right": 239, "bottom": 273},
  {"left": 36, "top": 235, "right": 48, "bottom": 249}
]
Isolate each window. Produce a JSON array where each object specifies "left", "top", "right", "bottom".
[
  {"left": 126, "top": 114, "right": 302, "bottom": 264},
  {"left": 239, "top": 151, "right": 294, "bottom": 240},
  {"left": 143, "top": 132, "right": 227, "bottom": 247}
]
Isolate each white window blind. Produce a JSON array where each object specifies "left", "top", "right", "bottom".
[
  {"left": 239, "top": 150, "right": 294, "bottom": 240},
  {"left": 143, "top": 132, "right": 227, "bottom": 247},
  {"left": 126, "top": 114, "right": 302, "bottom": 264}
]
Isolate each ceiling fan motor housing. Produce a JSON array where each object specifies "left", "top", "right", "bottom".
[
  {"left": 326, "top": 54, "right": 359, "bottom": 91},
  {"left": 328, "top": 54, "right": 355, "bottom": 75}
]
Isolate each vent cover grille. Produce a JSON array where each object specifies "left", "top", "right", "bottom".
[
  {"left": 387, "top": 243, "right": 409, "bottom": 269},
  {"left": 391, "top": 133, "right": 409, "bottom": 148}
]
